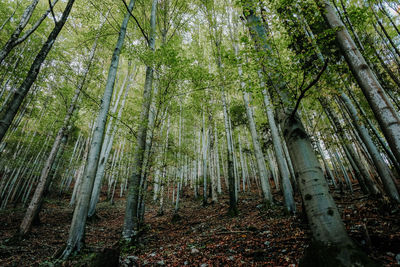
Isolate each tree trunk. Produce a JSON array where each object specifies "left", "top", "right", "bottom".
[
  {"left": 339, "top": 92, "right": 399, "bottom": 202},
  {"left": 18, "top": 19, "right": 102, "bottom": 236},
  {"left": 122, "top": 0, "right": 157, "bottom": 241},
  {"left": 202, "top": 111, "right": 208, "bottom": 206},
  {"left": 316, "top": 0, "right": 400, "bottom": 167},
  {"left": 320, "top": 97, "right": 381, "bottom": 197},
  {"left": 243, "top": 91, "right": 273, "bottom": 203},
  {"left": 283, "top": 112, "right": 369, "bottom": 266},
  {"left": 0, "top": 0, "right": 40, "bottom": 64},
  {"left": 221, "top": 90, "right": 237, "bottom": 216},
  {"left": 88, "top": 66, "right": 133, "bottom": 217},
  {"left": 0, "top": 0, "right": 75, "bottom": 143},
  {"left": 61, "top": 0, "right": 134, "bottom": 258},
  {"left": 262, "top": 88, "right": 295, "bottom": 212},
  {"left": 244, "top": 3, "right": 373, "bottom": 264}
]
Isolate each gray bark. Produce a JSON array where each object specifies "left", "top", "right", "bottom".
[
  {"left": 244, "top": 5, "right": 368, "bottom": 264},
  {"left": 317, "top": 0, "right": 400, "bottom": 167},
  {"left": 243, "top": 91, "right": 273, "bottom": 203},
  {"left": 0, "top": 0, "right": 40, "bottom": 64},
  {"left": 88, "top": 66, "right": 133, "bottom": 217},
  {"left": 61, "top": 0, "right": 134, "bottom": 258},
  {"left": 0, "top": 0, "right": 75, "bottom": 143},
  {"left": 122, "top": 0, "right": 157, "bottom": 240},
  {"left": 18, "top": 19, "right": 102, "bottom": 236},
  {"left": 340, "top": 92, "right": 399, "bottom": 202},
  {"left": 262, "top": 88, "right": 295, "bottom": 212}
]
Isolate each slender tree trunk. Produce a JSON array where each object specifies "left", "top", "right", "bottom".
[
  {"left": 202, "top": 111, "right": 208, "bottom": 206},
  {"left": 378, "top": 2, "right": 400, "bottom": 37},
  {"left": 1, "top": 0, "right": 61, "bottom": 65},
  {"left": 0, "top": 0, "right": 75, "bottom": 143},
  {"left": 18, "top": 21, "right": 102, "bottom": 236},
  {"left": 370, "top": 5, "right": 400, "bottom": 59},
  {"left": 221, "top": 90, "right": 237, "bottom": 215},
  {"left": 243, "top": 91, "right": 273, "bottom": 203},
  {"left": 0, "top": 0, "right": 40, "bottom": 64},
  {"left": 210, "top": 126, "right": 218, "bottom": 203},
  {"left": 262, "top": 88, "right": 295, "bottom": 212},
  {"left": 339, "top": 92, "right": 399, "bottom": 202},
  {"left": 346, "top": 85, "right": 400, "bottom": 173},
  {"left": 238, "top": 134, "right": 247, "bottom": 192},
  {"left": 61, "top": 0, "right": 135, "bottom": 258},
  {"left": 0, "top": 3, "right": 18, "bottom": 32},
  {"left": 88, "top": 66, "right": 133, "bottom": 217},
  {"left": 214, "top": 124, "right": 222, "bottom": 194},
  {"left": 320, "top": 97, "right": 381, "bottom": 197},
  {"left": 122, "top": 0, "right": 157, "bottom": 241}
]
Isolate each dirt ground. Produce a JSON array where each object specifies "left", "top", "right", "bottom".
[{"left": 0, "top": 186, "right": 399, "bottom": 266}]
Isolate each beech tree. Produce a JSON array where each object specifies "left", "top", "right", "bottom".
[{"left": 0, "top": 0, "right": 398, "bottom": 265}]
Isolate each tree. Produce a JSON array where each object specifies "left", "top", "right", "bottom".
[
  {"left": 0, "top": 0, "right": 76, "bottom": 143},
  {"left": 61, "top": 0, "right": 135, "bottom": 257}
]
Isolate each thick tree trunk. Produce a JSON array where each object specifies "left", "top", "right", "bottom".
[
  {"left": 317, "top": 0, "right": 400, "bottom": 166},
  {"left": 283, "top": 112, "right": 370, "bottom": 266},
  {"left": 244, "top": 3, "right": 373, "bottom": 264}
]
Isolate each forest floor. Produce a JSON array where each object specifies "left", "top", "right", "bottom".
[{"left": 0, "top": 185, "right": 400, "bottom": 266}]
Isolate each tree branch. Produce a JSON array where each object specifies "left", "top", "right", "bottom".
[
  {"left": 48, "top": 0, "right": 57, "bottom": 24},
  {"left": 121, "top": 0, "right": 150, "bottom": 46},
  {"left": 290, "top": 59, "right": 328, "bottom": 119}
]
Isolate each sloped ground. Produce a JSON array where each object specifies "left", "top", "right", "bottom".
[
  {"left": 120, "top": 191, "right": 308, "bottom": 266},
  {"left": 0, "top": 186, "right": 399, "bottom": 266}
]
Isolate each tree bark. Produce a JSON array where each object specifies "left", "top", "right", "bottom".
[
  {"left": 316, "top": 0, "right": 400, "bottom": 167},
  {"left": 0, "top": 0, "right": 75, "bottom": 143},
  {"left": 0, "top": 0, "right": 40, "bottom": 64},
  {"left": 243, "top": 91, "right": 273, "bottom": 203},
  {"left": 339, "top": 92, "right": 399, "bottom": 202},
  {"left": 61, "top": 0, "right": 134, "bottom": 258},
  {"left": 122, "top": 0, "right": 157, "bottom": 241},
  {"left": 262, "top": 88, "right": 295, "bottom": 212}
]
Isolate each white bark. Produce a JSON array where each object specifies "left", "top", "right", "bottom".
[{"left": 243, "top": 91, "right": 273, "bottom": 202}]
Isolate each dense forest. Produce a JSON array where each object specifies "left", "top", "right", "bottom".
[{"left": 0, "top": 0, "right": 400, "bottom": 266}]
